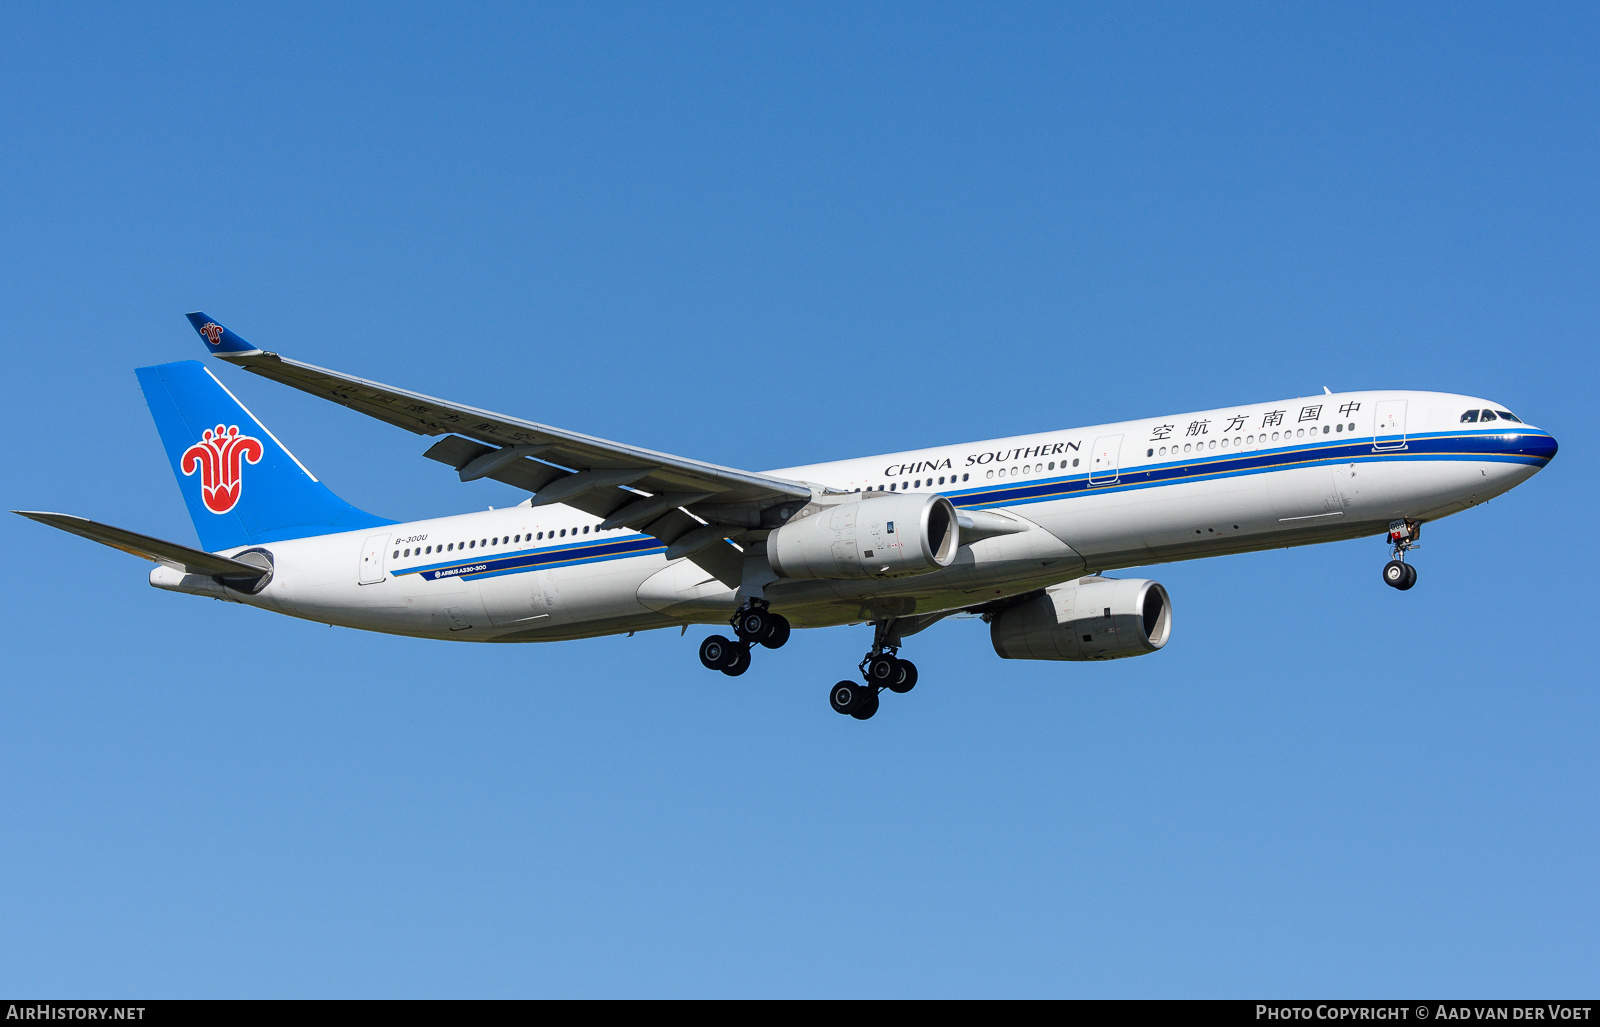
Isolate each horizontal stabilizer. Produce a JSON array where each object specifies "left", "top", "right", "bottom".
[{"left": 14, "top": 511, "right": 269, "bottom": 582}]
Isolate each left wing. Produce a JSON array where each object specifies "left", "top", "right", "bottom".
[{"left": 186, "top": 313, "right": 819, "bottom": 586}]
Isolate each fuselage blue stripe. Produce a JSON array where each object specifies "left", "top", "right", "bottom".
[{"left": 385, "top": 428, "right": 1554, "bottom": 582}]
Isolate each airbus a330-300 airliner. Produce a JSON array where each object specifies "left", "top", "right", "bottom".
[{"left": 18, "top": 314, "right": 1558, "bottom": 720}]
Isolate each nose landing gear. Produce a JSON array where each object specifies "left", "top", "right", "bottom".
[
  {"left": 1382, "top": 519, "right": 1421, "bottom": 591},
  {"left": 696, "top": 600, "right": 791, "bottom": 677}
]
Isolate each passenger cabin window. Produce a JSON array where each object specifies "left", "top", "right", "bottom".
[{"left": 1461, "top": 410, "right": 1479, "bottom": 422}]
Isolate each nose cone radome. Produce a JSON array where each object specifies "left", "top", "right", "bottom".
[{"left": 1502, "top": 429, "right": 1558, "bottom": 465}]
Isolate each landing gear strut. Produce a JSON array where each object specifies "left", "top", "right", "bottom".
[
  {"left": 696, "top": 600, "right": 790, "bottom": 677},
  {"left": 1382, "top": 519, "right": 1420, "bottom": 591},
  {"left": 830, "top": 619, "right": 919, "bottom": 720}
]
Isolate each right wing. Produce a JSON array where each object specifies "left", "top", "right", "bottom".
[
  {"left": 15, "top": 511, "right": 270, "bottom": 586},
  {"left": 186, "top": 312, "right": 822, "bottom": 586}
]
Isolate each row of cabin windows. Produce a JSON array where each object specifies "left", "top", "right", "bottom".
[
  {"left": 1144, "top": 423, "right": 1360, "bottom": 458},
  {"left": 852, "top": 473, "right": 972, "bottom": 493},
  {"left": 1462, "top": 409, "right": 1520, "bottom": 423},
  {"left": 985, "top": 459, "right": 1081, "bottom": 480},
  {"left": 395, "top": 524, "right": 610, "bottom": 559}
]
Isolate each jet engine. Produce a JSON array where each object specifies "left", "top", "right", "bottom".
[
  {"left": 767, "top": 492, "right": 959, "bottom": 579},
  {"left": 990, "top": 576, "right": 1171, "bottom": 661}
]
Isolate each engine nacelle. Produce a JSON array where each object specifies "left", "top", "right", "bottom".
[
  {"left": 990, "top": 576, "right": 1172, "bottom": 661},
  {"left": 767, "top": 493, "right": 959, "bottom": 579}
]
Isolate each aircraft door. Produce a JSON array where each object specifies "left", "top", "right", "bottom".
[
  {"left": 1373, "top": 400, "right": 1408, "bottom": 451},
  {"left": 358, "top": 533, "right": 390, "bottom": 584},
  {"left": 1089, "top": 435, "right": 1123, "bottom": 485}
]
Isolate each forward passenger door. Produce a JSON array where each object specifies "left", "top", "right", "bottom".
[
  {"left": 1373, "top": 400, "right": 1408, "bottom": 451},
  {"left": 1089, "top": 435, "right": 1123, "bottom": 485}
]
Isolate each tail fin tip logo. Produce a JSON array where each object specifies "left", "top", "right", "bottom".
[
  {"left": 199, "top": 322, "right": 225, "bottom": 346},
  {"left": 181, "top": 424, "right": 263, "bottom": 514}
]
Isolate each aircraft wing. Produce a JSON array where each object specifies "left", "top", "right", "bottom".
[
  {"left": 15, "top": 511, "right": 270, "bottom": 583},
  {"left": 187, "top": 313, "right": 817, "bottom": 586}
]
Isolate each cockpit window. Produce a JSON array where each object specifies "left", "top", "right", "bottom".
[
  {"left": 1496, "top": 410, "right": 1521, "bottom": 422},
  {"left": 1479, "top": 409, "right": 1497, "bottom": 421},
  {"left": 1460, "top": 409, "right": 1479, "bottom": 423}
]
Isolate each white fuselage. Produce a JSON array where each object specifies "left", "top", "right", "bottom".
[{"left": 151, "top": 390, "right": 1555, "bottom": 641}]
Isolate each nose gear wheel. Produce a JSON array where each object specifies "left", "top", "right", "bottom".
[{"left": 1382, "top": 519, "right": 1421, "bottom": 591}]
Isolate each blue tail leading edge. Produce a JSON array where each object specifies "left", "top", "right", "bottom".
[{"left": 137, "top": 358, "right": 393, "bottom": 553}]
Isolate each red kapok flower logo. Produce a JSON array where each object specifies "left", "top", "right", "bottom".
[{"left": 181, "top": 424, "right": 263, "bottom": 514}]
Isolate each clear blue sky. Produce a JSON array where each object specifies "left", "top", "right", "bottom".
[{"left": 2, "top": 3, "right": 1595, "bottom": 998}]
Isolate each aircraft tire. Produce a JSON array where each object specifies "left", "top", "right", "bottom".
[
  {"left": 888, "top": 659, "right": 917, "bottom": 694},
  {"left": 760, "top": 614, "right": 791, "bottom": 650},
  {"left": 1399, "top": 563, "right": 1418, "bottom": 590},
  {"left": 850, "top": 689, "right": 881, "bottom": 720},
  {"left": 1382, "top": 560, "right": 1409, "bottom": 589},
  {"left": 865, "top": 654, "right": 900, "bottom": 686},
  {"left": 700, "top": 634, "right": 736, "bottom": 670},
  {"left": 721, "top": 644, "right": 752, "bottom": 676},
  {"left": 830, "top": 681, "right": 861, "bottom": 715},
  {"left": 734, "top": 609, "right": 770, "bottom": 644}
]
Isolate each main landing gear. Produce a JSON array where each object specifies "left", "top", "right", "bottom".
[
  {"left": 697, "top": 600, "right": 791, "bottom": 677},
  {"left": 829, "top": 620, "right": 918, "bottom": 721},
  {"left": 1382, "top": 519, "right": 1421, "bottom": 591}
]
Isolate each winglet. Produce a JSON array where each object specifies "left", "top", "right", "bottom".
[{"left": 185, "top": 312, "right": 262, "bottom": 356}]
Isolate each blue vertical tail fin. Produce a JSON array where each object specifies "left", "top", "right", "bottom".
[{"left": 136, "top": 360, "right": 393, "bottom": 552}]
